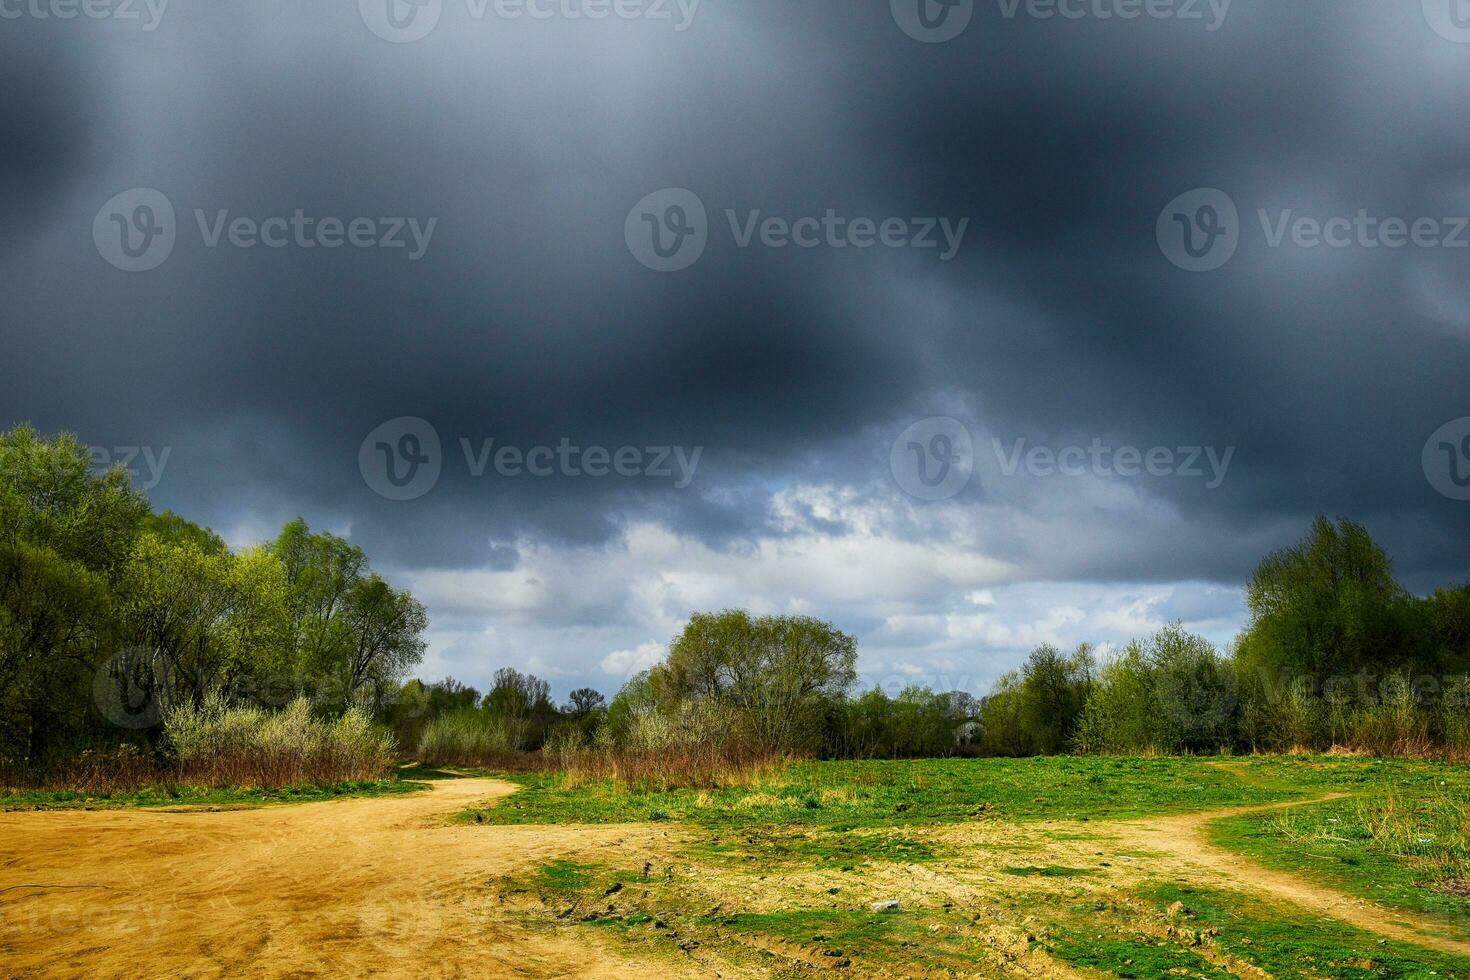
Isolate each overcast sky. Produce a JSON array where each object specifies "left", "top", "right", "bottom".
[{"left": 5, "top": 0, "right": 1469, "bottom": 699}]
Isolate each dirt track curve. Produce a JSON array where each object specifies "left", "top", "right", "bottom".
[
  {"left": 1111, "top": 794, "right": 1470, "bottom": 958},
  {"left": 0, "top": 777, "right": 693, "bottom": 979}
]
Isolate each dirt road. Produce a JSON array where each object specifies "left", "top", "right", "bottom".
[
  {"left": 0, "top": 778, "right": 691, "bottom": 979},
  {"left": 1110, "top": 795, "right": 1470, "bottom": 957}
]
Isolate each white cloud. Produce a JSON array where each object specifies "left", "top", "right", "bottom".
[{"left": 600, "top": 642, "right": 665, "bottom": 679}]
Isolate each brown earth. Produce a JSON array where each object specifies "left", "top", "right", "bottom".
[{"left": 0, "top": 777, "right": 695, "bottom": 979}]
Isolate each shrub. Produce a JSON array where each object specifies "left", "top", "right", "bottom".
[
  {"left": 164, "top": 693, "right": 395, "bottom": 787},
  {"left": 417, "top": 709, "right": 519, "bottom": 767}
]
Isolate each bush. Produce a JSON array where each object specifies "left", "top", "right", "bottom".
[
  {"left": 417, "top": 709, "right": 519, "bottom": 767},
  {"left": 164, "top": 694, "right": 396, "bottom": 787},
  {"left": 829, "top": 687, "right": 975, "bottom": 759},
  {"left": 1077, "top": 626, "right": 1236, "bottom": 754}
]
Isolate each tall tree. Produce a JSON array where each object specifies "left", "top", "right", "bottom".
[
  {"left": 662, "top": 610, "right": 858, "bottom": 752},
  {"left": 0, "top": 427, "right": 147, "bottom": 760},
  {"left": 1240, "top": 517, "right": 1413, "bottom": 678}
]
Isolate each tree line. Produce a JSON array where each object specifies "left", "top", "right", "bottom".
[
  {"left": 6, "top": 423, "right": 1469, "bottom": 783},
  {"left": 1, "top": 426, "right": 426, "bottom": 774},
  {"left": 406, "top": 519, "right": 1470, "bottom": 764}
]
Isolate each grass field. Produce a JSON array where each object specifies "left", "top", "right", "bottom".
[
  {"left": 0, "top": 775, "right": 431, "bottom": 810},
  {"left": 471, "top": 756, "right": 1470, "bottom": 977},
  {"left": 0, "top": 761, "right": 472, "bottom": 811}
]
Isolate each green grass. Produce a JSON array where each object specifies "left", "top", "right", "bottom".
[
  {"left": 1003, "top": 864, "right": 1093, "bottom": 878},
  {"left": 0, "top": 778, "right": 426, "bottom": 810},
  {"left": 1048, "top": 883, "right": 1470, "bottom": 979},
  {"left": 472, "top": 756, "right": 1470, "bottom": 976},
  {"left": 691, "top": 828, "right": 939, "bottom": 869},
  {"left": 531, "top": 860, "right": 603, "bottom": 894},
  {"left": 465, "top": 756, "right": 1324, "bottom": 829},
  {"left": 1213, "top": 794, "right": 1470, "bottom": 940}
]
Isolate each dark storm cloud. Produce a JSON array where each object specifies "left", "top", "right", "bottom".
[
  {"left": 2, "top": 0, "right": 1467, "bottom": 603},
  {"left": 0, "top": 30, "right": 96, "bottom": 248}
]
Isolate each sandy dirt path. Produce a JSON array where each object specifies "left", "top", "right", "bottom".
[
  {"left": 0, "top": 777, "right": 695, "bottom": 978},
  {"left": 1110, "top": 794, "right": 1470, "bottom": 957}
]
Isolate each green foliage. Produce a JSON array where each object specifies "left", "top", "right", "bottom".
[
  {"left": 271, "top": 518, "right": 427, "bottom": 710},
  {"left": 0, "top": 426, "right": 148, "bottom": 762},
  {"left": 418, "top": 708, "right": 519, "bottom": 764},
  {"left": 0, "top": 425, "right": 426, "bottom": 788},
  {"left": 829, "top": 686, "right": 976, "bottom": 758},
  {"left": 1075, "top": 625, "right": 1236, "bottom": 754},
  {"left": 978, "top": 643, "right": 1093, "bottom": 756},
  {"left": 1240, "top": 517, "right": 1415, "bottom": 679},
  {"left": 658, "top": 610, "right": 857, "bottom": 753},
  {"left": 464, "top": 756, "right": 1324, "bottom": 829},
  {"left": 164, "top": 693, "right": 397, "bottom": 786}
]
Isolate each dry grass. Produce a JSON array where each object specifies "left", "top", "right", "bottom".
[
  {"left": 0, "top": 744, "right": 164, "bottom": 794},
  {"left": 163, "top": 695, "right": 397, "bottom": 788},
  {"left": 558, "top": 744, "right": 786, "bottom": 792},
  {"left": 2, "top": 696, "right": 398, "bottom": 793}
]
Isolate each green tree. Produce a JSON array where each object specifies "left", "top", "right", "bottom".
[
  {"left": 0, "top": 427, "right": 147, "bottom": 762},
  {"left": 1239, "top": 518, "right": 1413, "bottom": 680},
  {"left": 269, "top": 518, "right": 426, "bottom": 706},
  {"left": 661, "top": 610, "right": 857, "bottom": 752}
]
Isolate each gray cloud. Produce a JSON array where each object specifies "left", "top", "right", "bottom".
[{"left": 3, "top": 0, "right": 1467, "bottom": 695}]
